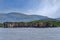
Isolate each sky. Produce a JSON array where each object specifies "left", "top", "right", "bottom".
[{"left": 0, "top": 0, "right": 60, "bottom": 18}]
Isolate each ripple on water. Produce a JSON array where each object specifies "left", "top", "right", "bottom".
[{"left": 0, "top": 27, "right": 60, "bottom": 40}]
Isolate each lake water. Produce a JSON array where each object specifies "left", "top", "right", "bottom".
[{"left": 0, "top": 27, "right": 60, "bottom": 40}]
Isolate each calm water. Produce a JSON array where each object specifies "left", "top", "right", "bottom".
[{"left": 0, "top": 27, "right": 60, "bottom": 40}]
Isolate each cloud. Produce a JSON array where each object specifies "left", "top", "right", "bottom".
[
  {"left": 25, "top": 0, "right": 60, "bottom": 18},
  {"left": 37, "top": 0, "right": 60, "bottom": 18}
]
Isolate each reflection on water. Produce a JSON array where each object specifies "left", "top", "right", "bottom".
[{"left": 0, "top": 27, "right": 60, "bottom": 40}]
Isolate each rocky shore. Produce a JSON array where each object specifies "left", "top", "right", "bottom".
[
  {"left": 3, "top": 21, "right": 56, "bottom": 28},
  {"left": 0, "top": 19, "right": 59, "bottom": 28}
]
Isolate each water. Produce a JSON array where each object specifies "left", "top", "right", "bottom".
[{"left": 0, "top": 27, "right": 60, "bottom": 40}]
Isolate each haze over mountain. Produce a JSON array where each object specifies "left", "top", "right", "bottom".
[{"left": 0, "top": 12, "right": 49, "bottom": 23}]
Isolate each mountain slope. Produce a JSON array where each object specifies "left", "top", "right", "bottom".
[
  {"left": 0, "top": 12, "right": 49, "bottom": 23},
  {"left": 55, "top": 18, "right": 60, "bottom": 20}
]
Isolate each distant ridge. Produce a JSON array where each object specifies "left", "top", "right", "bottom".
[
  {"left": 0, "top": 12, "right": 50, "bottom": 23},
  {"left": 55, "top": 18, "right": 60, "bottom": 20}
]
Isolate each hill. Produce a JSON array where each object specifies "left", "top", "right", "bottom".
[{"left": 0, "top": 12, "right": 49, "bottom": 23}]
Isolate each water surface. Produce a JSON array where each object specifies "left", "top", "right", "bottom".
[{"left": 0, "top": 27, "right": 60, "bottom": 40}]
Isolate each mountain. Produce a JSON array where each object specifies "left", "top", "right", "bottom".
[
  {"left": 0, "top": 12, "right": 49, "bottom": 23},
  {"left": 55, "top": 18, "right": 60, "bottom": 20},
  {"left": 54, "top": 18, "right": 60, "bottom": 21}
]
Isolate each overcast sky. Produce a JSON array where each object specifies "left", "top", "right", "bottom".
[{"left": 0, "top": 0, "right": 60, "bottom": 18}]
